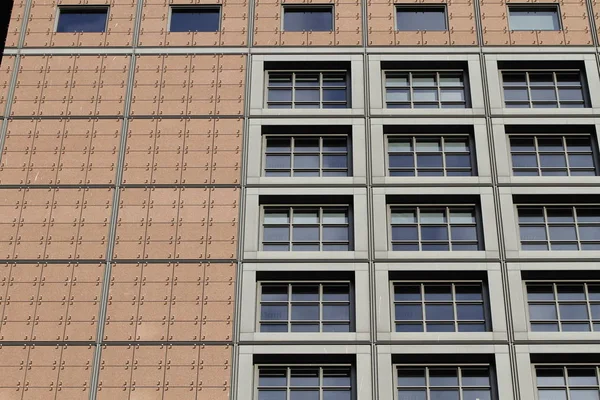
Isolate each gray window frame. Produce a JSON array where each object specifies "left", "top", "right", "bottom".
[
  {"left": 507, "top": 4, "right": 562, "bottom": 31},
  {"left": 391, "top": 280, "right": 490, "bottom": 333},
  {"left": 509, "top": 133, "right": 598, "bottom": 177},
  {"left": 255, "top": 364, "right": 354, "bottom": 400},
  {"left": 525, "top": 281, "right": 600, "bottom": 332},
  {"left": 534, "top": 365, "right": 600, "bottom": 400},
  {"left": 385, "top": 134, "right": 476, "bottom": 177},
  {"left": 500, "top": 69, "right": 588, "bottom": 109},
  {"left": 265, "top": 70, "right": 350, "bottom": 109},
  {"left": 257, "top": 281, "right": 354, "bottom": 333},
  {"left": 262, "top": 134, "right": 352, "bottom": 177},
  {"left": 388, "top": 205, "right": 483, "bottom": 251},
  {"left": 168, "top": 5, "right": 222, "bottom": 32},
  {"left": 517, "top": 205, "right": 600, "bottom": 251},
  {"left": 394, "top": 5, "right": 449, "bottom": 31},
  {"left": 261, "top": 205, "right": 353, "bottom": 251},
  {"left": 281, "top": 5, "right": 335, "bottom": 32},
  {"left": 394, "top": 364, "right": 495, "bottom": 400},
  {"left": 383, "top": 70, "right": 468, "bottom": 108},
  {"left": 55, "top": 6, "right": 110, "bottom": 33}
]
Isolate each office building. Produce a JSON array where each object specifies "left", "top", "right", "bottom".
[{"left": 1, "top": 0, "right": 600, "bottom": 399}]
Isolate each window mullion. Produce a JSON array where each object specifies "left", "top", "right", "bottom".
[
  {"left": 319, "top": 367, "right": 324, "bottom": 400},
  {"left": 320, "top": 207, "right": 324, "bottom": 251},
  {"left": 543, "top": 206, "right": 551, "bottom": 249},
  {"left": 290, "top": 207, "right": 294, "bottom": 250},
  {"left": 584, "top": 283, "right": 594, "bottom": 331},
  {"left": 458, "top": 367, "right": 464, "bottom": 400},
  {"left": 417, "top": 207, "right": 422, "bottom": 251},
  {"left": 319, "top": 136, "right": 324, "bottom": 177},
  {"left": 441, "top": 136, "right": 447, "bottom": 176},
  {"left": 409, "top": 72, "right": 414, "bottom": 108},
  {"left": 291, "top": 137, "right": 296, "bottom": 176},
  {"left": 287, "top": 367, "right": 291, "bottom": 400},
  {"left": 320, "top": 72, "right": 324, "bottom": 108},
  {"left": 421, "top": 283, "right": 427, "bottom": 332},
  {"left": 534, "top": 136, "right": 543, "bottom": 176},
  {"left": 554, "top": 283, "right": 561, "bottom": 331},
  {"left": 526, "top": 72, "right": 533, "bottom": 108},
  {"left": 573, "top": 206, "right": 582, "bottom": 250},
  {"left": 437, "top": 72, "right": 442, "bottom": 108},
  {"left": 452, "top": 283, "right": 459, "bottom": 332},
  {"left": 413, "top": 136, "right": 418, "bottom": 175},
  {"left": 563, "top": 136, "right": 572, "bottom": 175},
  {"left": 447, "top": 206, "right": 452, "bottom": 250},
  {"left": 553, "top": 72, "right": 561, "bottom": 108},
  {"left": 319, "top": 284, "right": 323, "bottom": 332},
  {"left": 288, "top": 284, "right": 293, "bottom": 332},
  {"left": 292, "top": 73, "right": 296, "bottom": 109}
]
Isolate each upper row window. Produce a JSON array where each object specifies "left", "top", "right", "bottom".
[{"left": 57, "top": 7, "right": 109, "bottom": 33}]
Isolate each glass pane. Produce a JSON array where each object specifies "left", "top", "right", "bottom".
[
  {"left": 293, "top": 210, "right": 319, "bottom": 224},
  {"left": 266, "top": 137, "right": 292, "bottom": 152},
  {"left": 430, "top": 390, "right": 459, "bottom": 400},
  {"left": 262, "top": 285, "right": 288, "bottom": 301},
  {"left": 263, "top": 244, "right": 290, "bottom": 251},
  {"left": 395, "top": 304, "right": 423, "bottom": 320},
  {"left": 392, "top": 210, "right": 417, "bottom": 224},
  {"left": 527, "top": 285, "right": 555, "bottom": 301},
  {"left": 556, "top": 284, "right": 585, "bottom": 300},
  {"left": 424, "top": 285, "right": 452, "bottom": 300},
  {"left": 290, "top": 391, "right": 318, "bottom": 400},
  {"left": 293, "top": 226, "right": 319, "bottom": 241},
  {"left": 266, "top": 155, "right": 291, "bottom": 170},
  {"left": 421, "top": 226, "right": 449, "bottom": 240},
  {"left": 323, "top": 285, "right": 350, "bottom": 301},
  {"left": 420, "top": 210, "right": 446, "bottom": 223},
  {"left": 504, "top": 88, "right": 529, "bottom": 101},
  {"left": 417, "top": 154, "right": 443, "bottom": 168},
  {"left": 569, "top": 390, "right": 600, "bottom": 400},
  {"left": 568, "top": 368, "right": 598, "bottom": 386},
  {"left": 569, "top": 154, "right": 595, "bottom": 168},
  {"left": 284, "top": 8, "right": 333, "bottom": 31},
  {"left": 386, "top": 73, "right": 409, "bottom": 87},
  {"left": 415, "top": 139, "right": 441, "bottom": 152},
  {"left": 439, "top": 74, "right": 464, "bottom": 87},
  {"left": 389, "top": 138, "right": 413, "bottom": 152},
  {"left": 259, "top": 369, "right": 287, "bottom": 386},
  {"left": 291, "top": 305, "right": 319, "bottom": 320},
  {"left": 264, "top": 211, "right": 289, "bottom": 224},
  {"left": 396, "top": 323, "right": 423, "bottom": 332},
  {"left": 291, "top": 285, "right": 319, "bottom": 301},
  {"left": 559, "top": 304, "right": 589, "bottom": 320},
  {"left": 463, "top": 390, "right": 491, "bottom": 400},
  {"left": 413, "top": 89, "right": 439, "bottom": 102},
  {"left": 450, "top": 210, "right": 476, "bottom": 223},
  {"left": 170, "top": 8, "right": 220, "bottom": 32},
  {"left": 588, "top": 285, "right": 600, "bottom": 300},
  {"left": 391, "top": 226, "right": 417, "bottom": 242},
  {"left": 538, "top": 137, "right": 564, "bottom": 151},
  {"left": 264, "top": 226, "right": 290, "bottom": 241},
  {"left": 440, "top": 89, "right": 465, "bottom": 102},
  {"left": 537, "top": 368, "right": 565, "bottom": 386},
  {"left": 395, "top": 285, "right": 422, "bottom": 301},
  {"left": 295, "top": 138, "right": 319, "bottom": 152},
  {"left": 323, "top": 305, "right": 350, "bottom": 320},
  {"left": 396, "top": 8, "right": 447, "bottom": 30},
  {"left": 578, "top": 208, "right": 600, "bottom": 222},
  {"left": 323, "top": 210, "right": 348, "bottom": 224},
  {"left": 512, "top": 154, "right": 538, "bottom": 168},
  {"left": 291, "top": 323, "right": 319, "bottom": 332},
  {"left": 290, "top": 369, "right": 319, "bottom": 386},
  {"left": 389, "top": 155, "right": 415, "bottom": 168},
  {"left": 429, "top": 369, "right": 459, "bottom": 386},
  {"left": 323, "top": 155, "right": 348, "bottom": 169},
  {"left": 511, "top": 137, "right": 536, "bottom": 151},
  {"left": 503, "top": 72, "right": 527, "bottom": 86},
  {"left": 323, "top": 226, "right": 349, "bottom": 241},
  {"left": 445, "top": 139, "right": 469, "bottom": 152},
  {"left": 538, "top": 390, "right": 567, "bottom": 400},
  {"left": 445, "top": 154, "right": 471, "bottom": 168},
  {"left": 397, "top": 368, "right": 426, "bottom": 386},
  {"left": 57, "top": 9, "right": 108, "bottom": 33},
  {"left": 559, "top": 88, "right": 584, "bottom": 101},
  {"left": 261, "top": 324, "right": 288, "bottom": 332},
  {"left": 548, "top": 226, "right": 577, "bottom": 241},
  {"left": 451, "top": 226, "right": 478, "bottom": 241},
  {"left": 579, "top": 226, "right": 600, "bottom": 241},
  {"left": 323, "top": 89, "right": 347, "bottom": 102},
  {"left": 566, "top": 137, "right": 592, "bottom": 151},
  {"left": 398, "top": 390, "right": 427, "bottom": 400},
  {"left": 268, "top": 89, "right": 293, "bottom": 102},
  {"left": 387, "top": 89, "right": 411, "bottom": 102},
  {"left": 457, "top": 304, "right": 484, "bottom": 320},
  {"left": 529, "top": 72, "right": 556, "bottom": 86},
  {"left": 455, "top": 285, "right": 483, "bottom": 301},
  {"left": 519, "top": 208, "right": 545, "bottom": 223},
  {"left": 529, "top": 304, "right": 557, "bottom": 320},
  {"left": 296, "top": 89, "right": 320, "bottom": 102},
  {"left": 258, "top": 391, "right": 287, "bottom": 400},
  {"left": 462, "top": 369, "right": 491, "bottom": 386},
  {"left": 261, "top": 305, "right": 288, "bottom": 320},
  {"left": 425, "top": 304, "right": 454, "bottom": 320},
  {"left": 323, "top": 138, "right": 348, "bottom": 152},
  {"left": 323, "top": 371, "right": 351, "bottom": 386},
  {"left": 557, "top": 72, "right": 582, "bottom": 86},
  {"left": 322, "top": 391, "right": 351, "bottom": 400}
]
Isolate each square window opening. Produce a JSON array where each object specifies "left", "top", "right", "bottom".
[
  {"left": 56, "top": 7, "right": 109, "bottom": 33},
  {"left": 169, "top": 7, "right": 221, "bottom": 32},
  {"left": 396, "top": 5, "right": 448, "bottom": 31},
  {"left": 508, "top": 5, "right": 561, "bottom": 31},
  {"left": 283, "top": 6, "right": 334, "bottom": 32}
]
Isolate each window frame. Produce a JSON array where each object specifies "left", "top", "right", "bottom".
[
  {"left": 55, "top": 6, "right": 110, "bottom": 33},
  {"left": 508, "top": 133, "right": 598, "bottom": 177},
  {"left": 260, "top": 204, "right": 354, "bottom": 252},
  {"left": 390, "top": 280, "right": 491, "bottom": 333},
  {"left": 393, "top": 364, "right": 496, "bottom": 400},
  {"left": 264, "top": 70, "right": 350, "bottom": 109},
  {"left": 168, "top": 5, "right": 222, "bottom": 32},
  {"left": 382, "top": 69, "right": 470, "bottom": 109},
  {"left": 516, "top": 204, "right": 600, "bottom": 251},
  {"left": 394, "top": 4, "right": 449, "bottom": 31},
  {"left": 255, "top": 364, "right": 354, "bottom": 400},
  {"left": 256, "top": 280, "right": 355, "bottom": 333},
  {"left": 387, "top": 204, "right": 483, "bottom": 252},
  {"left": 384, "top": 133, "right": 476, "bottom": 177},
  {"left": 533, "top": 364, "right": 600, "bottom": 400},
  {"left": 525, "top": 280, "right": 600, "bottom": 332},
  {"left": 507, "top": 4, "right": 562, "bottom": 31},
  {"left": 500, "top": 69, "right": 589, "bottom": 109},
  {"left": 262, "top": 134, "right": 352, "bottom": 177},
  {"left": 281, "top": 5, "right": 335, "bottom": 32}
]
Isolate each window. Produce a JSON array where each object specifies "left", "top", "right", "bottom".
[
  {"left": 510, "top": 135, "right": 597, "bottom": 176},
  {"left": 57, "top": 7, "right": 108, "bottom": 33},
  {"left": 384, "top": 71, "right": 467, "bottom": 108},
  {"left": 387, "top": 135, "right": 473, "bottom": 177},
  {"left": 267, "top": 71, "right": 348, "bottom": 109},
  {"left": 262, "top": 206, "right": 351, "bottom": 251},
  {"left": 508, "top": 6, "right": 561, "bottom": 31},
  {"left": 527, "top": 282, "right": 600, "bottom": 332},
  {"left": 390, "top": 206, "right": 481, "bottom": 251},
  {"left": 535, "top": 365, "right": 600, "bottom": 400},
  {"left": 283, "top": 6, "right": 333, "bottom": 32},
  {"left": 396, "top": 365, "right": 493, "bottom": 400},
  {"left": 517, "top": 206, "right": 600, "bottom": 250},
  {"left": 501, "top": 70, "right": 587, "bottom": 108},
  {"left": 170, "top": 7, "right": 220, "bottom": 32},
  {"left": 257, "top": 365, "right": 352, "bottom": 400},
  {"left": 396, "top": 6, "right": 448, "bottom": 31},
  {"left": 393, "top": 282, "right": 487, "bottom": 332},
  {"left": 264, "top": 136, "right": 350, "bottom": 177},
  {"left": 259, "top": 282, "right": 351, "bottom": 332}
]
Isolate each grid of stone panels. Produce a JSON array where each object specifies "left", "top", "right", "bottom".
[{"left": 2, "top": 0, "right": 600, "bottom": 399}]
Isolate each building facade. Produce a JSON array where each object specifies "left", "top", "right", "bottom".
[{"left": 1, "top": 0, "right": 600, "bottom": 399}]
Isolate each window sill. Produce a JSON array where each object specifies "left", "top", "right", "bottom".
[
  {"left": 380, "top": 331, "right": 506, "bottom": 342},
  {"left": 245, "top": 250, "right": 368, "bottom": 261},
  {"left": 507, "top": 250, "right": 600, "bottom": 260},
  {"left": 498, "top": 176, "right": 600, "bottom": 186},
  {"left": 372, "top": 176, "right": 492, "bottom": 186},
  {"left": 491, "top": 107, "right": 599, "bottom": 116},
  {"left": 248, "top": 177, "right": 367, "bottom": 186},
  {"left": 370, "top": 108, "right": 485, "bottom": 117},
  {"left": 515, "top": 331, "right": 600, "bottom": 341},
  {"left": 251, "top": 108, "right": 364, "bottom": 117},
  {"left": 375, "top": 250, "right": 500, "bottom": 261}
]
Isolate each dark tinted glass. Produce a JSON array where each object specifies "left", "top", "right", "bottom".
[
  {"left": 170, "top": 8, "right": 220, "bottom": 32},
  {"left": 57, "top": 8, "right": 108, "bottom": 33},
  {"left": 284, "top": 8, "right": 333, "bottom": 31},
  {"left": 396, "top": 7, "right": 447, "bottom": 30}
]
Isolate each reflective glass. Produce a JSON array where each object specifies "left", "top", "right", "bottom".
[
  {"left": 170, "top": 8, "right": 220, "bottom": 32},
  {"left": 283, "top": 8, "right": 333, "bottom": 31},
  {"left": 529, "top": 304, "right": 558, "bottom": 320},
  {"left": 395, "top": 285, "right": 422, "bottom": 301},
  {"left": 57, "top": 8, "right": 108, "bottom": 32},
  {"left": 429, "top": 369, "right": 459, "bottom": 386},
  {"left": 509, "top": 8, "right": 560, "bottom": 30},
  {"left": 396, "top": 7, "right": 448, "bottom": 30}
]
